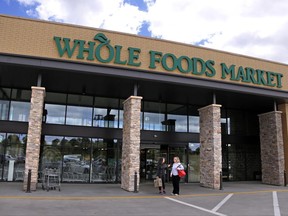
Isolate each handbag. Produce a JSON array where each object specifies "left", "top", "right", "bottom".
[
  {"left": 177, "top": 164, "right": 186, "bottom": 178},
  {"left": 178, "top": 169, "right": 186, "bottom": 178}
]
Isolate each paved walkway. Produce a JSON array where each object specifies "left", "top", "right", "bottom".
[{"left": 0, "top": 181, "right": 288, "bottom": 216}]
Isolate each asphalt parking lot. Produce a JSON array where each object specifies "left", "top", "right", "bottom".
[{"left": 0, "top": 181, "right": 287, "bottom": 216}]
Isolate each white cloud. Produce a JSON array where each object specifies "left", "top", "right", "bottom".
[
  {"left": 145, "top": 0, "right": 288, "bottom": 63},
  {"left": 15, "top": 0, "right": 147, "bottom": 34},
  {"left": 13, "top": 0, "right": 288, "bottom": 63}
]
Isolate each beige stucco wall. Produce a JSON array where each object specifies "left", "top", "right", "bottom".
[{"left": 1, "top": 14, "right": 288, "bottom": 91}]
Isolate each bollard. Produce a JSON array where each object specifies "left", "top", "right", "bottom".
[
  {"left": 26, "top": 169, "right": 31, "bottom": 193},
  {"left": 134, "top": 171, "right": 138, "bottom": 193},
  {"left": 220, "top": 171, "right": 223, "bottom": 190},
  {"left": 284, "top": 170, "right": 287, "bottom": 187}
]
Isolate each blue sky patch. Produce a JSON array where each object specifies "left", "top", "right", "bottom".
[{"left": 124, "top": 0, "right": 148, "bottom": 12}]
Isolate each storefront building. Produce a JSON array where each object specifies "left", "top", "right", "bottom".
[{"left": 0, "top": 15, "right": 288, "bottom": 191}]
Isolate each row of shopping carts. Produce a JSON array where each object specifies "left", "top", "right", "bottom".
[{"left": 41, "top": 168, "right": 61, "bottom": 192}]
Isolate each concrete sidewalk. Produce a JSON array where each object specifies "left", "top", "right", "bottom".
[
  {"left": 0, "top": 181, "right": 287, "bottom": 197},
  {"left": 1, "top": 181, "right": 288, "bottom": 216}
]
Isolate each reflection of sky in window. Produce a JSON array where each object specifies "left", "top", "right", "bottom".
[
  {"left": 66, "top": 106, "right": 92, "bottom": 126},
  {"left": 189, "top": 116, "right": 199, "bottom": 133},
  {"left": 143, "top": 112, "right": 165, "bottom": 131},
  {"left": 45, "top": 104, "right": 65, "bottom": 124},
  {"left": 44, "top": 135, "right": 63, "bottom": 145},
  {"left": 189, "top": 143, "right": 200, "bottom": 151},
  {"left": 9, "top": 101, "right": 30, "bottom": 121},
  {"left": 221, "top": 117, "right": 230, "bottom": 134},
  {"left": 0, "top": 100, "right": 9, "bottom": 120},
  {"left": 93, "top": 108, "right": 119, "bottom": 128},
  {"left": 168, "top": 114, "right": 187, "bottom": 132}
]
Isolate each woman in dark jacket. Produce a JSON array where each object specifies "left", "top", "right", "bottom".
[{"left": 156, "top": 157, "right": 169, "bottom": 194}]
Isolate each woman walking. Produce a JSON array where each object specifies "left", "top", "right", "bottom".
[
  {"left": 170, "top": 156, "right": 184, "bottom": 196},
  {"left": 156, "top": 157, "right": 169, "bottom": 194}
]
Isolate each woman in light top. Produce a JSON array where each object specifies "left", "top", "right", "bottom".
[{"left": 170, "top": 156, "right": 184, "bottom": 196}]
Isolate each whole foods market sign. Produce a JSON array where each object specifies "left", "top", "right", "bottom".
[{"left": 54, "top": 33, "right": 283, "bottom": 89}]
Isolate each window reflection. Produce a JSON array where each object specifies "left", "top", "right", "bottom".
[
  {"left": 66, "top": 106, "right": 92, "bottom": 126},
  {"left": 0, "top": 133, "right": 26, "bottom": 181},
  {"left": 0, "top": 100, "right": 9, "bottom": 120},
  {"left": 188, "top": 106, "right": 200, "bottom": 133},
  {"left": 143, "top": 101, "right": 165, "bottom": 131},
  {"left": 167, "top": 104, "right": 187, "bottom": 132},
  {"left": 40, "top": 136, "right": 120, "bottom": 183},
  {"left": 45, "top": 104, "right": 65, "bottom": 124},
  {"left": 93, "top": 97, "right": 120, "bottom": 128},
  {"left": 9, "top": 101, "right": 30, "bottom": 122}
]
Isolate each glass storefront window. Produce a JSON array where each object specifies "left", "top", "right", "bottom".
[
  {"left": 0, "top": 133, "right": 5, "bottom": 180},
  {"left": 188, "top": 143, "right": 200, "bottom": 182},
  {"left": 11, "top": 89, "right": 31, "bottom": 100},
  {"left": 9, "top": 101, "right": 30, "bottom": 122},
  {"left": 0, "top": 100, "right": 9, "bottom": 120},
  {"left": 45, "top": 104, "right": 66, "bottom": 124},
  {"left": 0, "top": 133, "right": 26, "bottom": 181},
  {"left": 93, "top": 97, "right": 120, "bottom": 128},
  {"left": 188, "top": 106, "right": 200, "bottom": 133},
  {"left": 143, "top": 101, "right": 165, "bottom": 131},
  {"left": 66, "top": 94, "right": 93, "bottom": 126},
  {"left": 66, "top": 105, "right": 93, "bottom": 126},
  {"left": 0, "top": 88, "right": 11, "bottom": 121},
  {"left": 167, "top": 104, "right": 187, "bottom": 132},
  {"left": 40, "top": 136, "right": 120, "bottom": 183}
]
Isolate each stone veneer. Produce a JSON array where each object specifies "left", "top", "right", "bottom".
[
  {"left": 121, "top": 96, "right": 142, "bottom": 192},
  {"left": 23, "top": 86, "right": 45, "bottom": 191},
  {"left": 278, "top": 103, "right": 288, "bottom": 185},
  {"left": 198, "top": 104, "right": 222, "bottom": 189},
  {"left": 258, "top": 111, "right": 285, "bottom": 186}
]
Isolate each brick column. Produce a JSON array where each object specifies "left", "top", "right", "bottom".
[
  {"left": 278, "top": 103, "right": 288, "bottom": 186},
  {"left": 23, "top": 86, "right": 45, "bottom": 191},
  {"left": 198, "top": 104, "right": 222, "bottom": 189},
  {"left": 258, "top": 111, "right": 285, "bottom": 186},
  {"left": 121, "top": 96, "right": 142, "bottom": 192}
]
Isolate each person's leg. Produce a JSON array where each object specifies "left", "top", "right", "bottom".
[
  {"left": 161, "top": 176, "right": 166, "bottom": 194},
  {"left": 158, "top": 186, "right": 162, "bottom": 193},
  {"left": 174, "top": 176, "right": 180, "bottom": 195},
  {"left": 172, "top": 175, "right": 177, "bottom": 194}
]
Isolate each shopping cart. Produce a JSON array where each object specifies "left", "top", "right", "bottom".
[{"left": 42, "top": 168, "right": 61, "bottom": 192}]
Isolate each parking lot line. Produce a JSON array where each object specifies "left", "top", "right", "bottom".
[
  {"left": 212, "top": 193, "right": 233, "bottom": 212},
  {"left": 273, "top": 191, "right": 281, "bottom": 216},
  {"left": 165, "top": 197, "right": 227, "bottom": 216}
]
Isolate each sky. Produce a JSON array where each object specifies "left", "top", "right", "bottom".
[{"left": 1, "top": 0, "right": 288, "bottom": 64}]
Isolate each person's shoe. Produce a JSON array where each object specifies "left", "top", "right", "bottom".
[
  {"left": 174, "top": 194, "right": 179, "bottom": 196},
  {"left": 159, "top": 191, "right": 163, "bottom": 195},
  {"left": 163, "top": 191, "right": 166, "bottom": 194}
]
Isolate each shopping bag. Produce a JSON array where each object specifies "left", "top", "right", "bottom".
[
  {"left": 154, "top": 177, "right": 162, "bottom": 187},
  {"left": 178, "top": 169, "right": 186, "bottom": 178}
]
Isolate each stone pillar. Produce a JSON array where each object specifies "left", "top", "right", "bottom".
[
  {"left": 121, "top": 96, "right": 142, "bottom": 192},
  {"left": 258, "top": 111, "right": 285, "bottom": 186},
  {"left": 278, "top": 103, "right": 288, "bottom": 185},
  {"left": 198, "top": 104, "right": 222, "bottom": 189},
  {"left": 23, "top": 86, "right": 45, "bottom": 191}
]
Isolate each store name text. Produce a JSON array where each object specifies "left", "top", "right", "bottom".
[{"left": 54, "top": 33, "right": 283, "bottom": 88}]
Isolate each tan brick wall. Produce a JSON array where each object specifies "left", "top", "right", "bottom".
[
  {"left": 1, "top": 14, "right": 288, "bottom": 91},
  {"left": 121, "top": 96, "right": 142, "bottom": 192},
  {"left": 198, "top": 104, "right": 222, "bottom": 189},
  {"left": 23, "top": 86, "right": 45, "bottom": 191},
  {"left": 258, "top": 111, "right": 285, "bottom": 186},
  {"left": 278, "top": 103, "right": 288, "bottom": 185}
]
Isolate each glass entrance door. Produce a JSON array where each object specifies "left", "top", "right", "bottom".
[
  {"left": 187, "top": 143, "right": 200, "bottom": 182},
  {"left": 140, "top": 144, "right": 201, "bottom": 183},
  {"left": 140, "top": 147, "right": 160, "bottom": 181}
]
